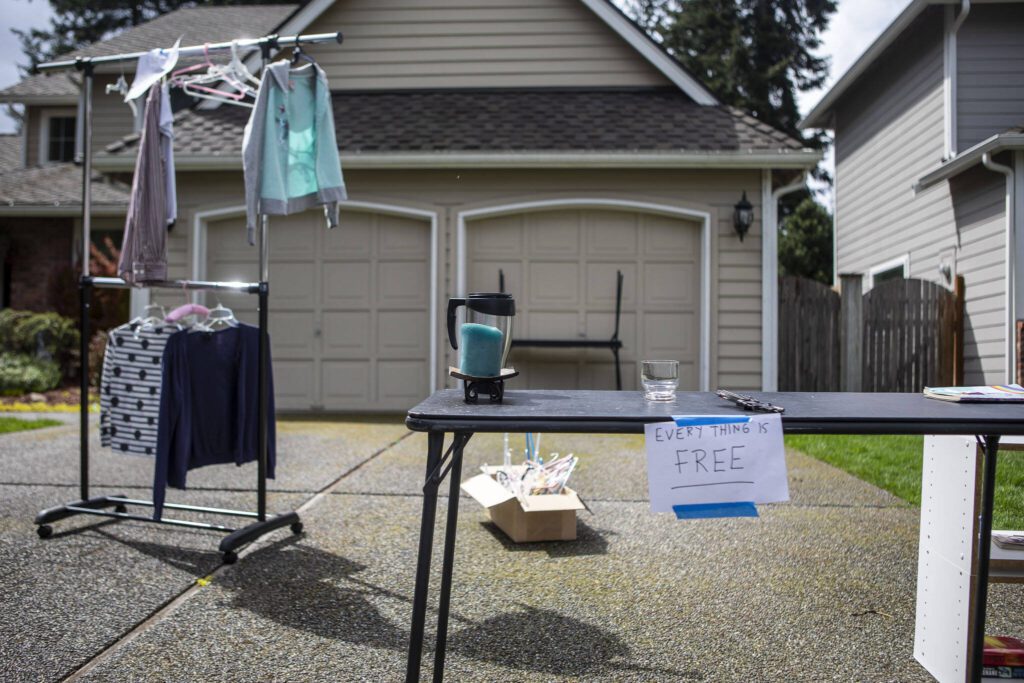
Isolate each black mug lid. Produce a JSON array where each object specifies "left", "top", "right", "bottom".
[{"left": 466, "top": 292, "right": 515, "bottom": 316}]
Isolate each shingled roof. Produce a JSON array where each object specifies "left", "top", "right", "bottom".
[
  {"left": 103, "top": 88, "right": 806, "bottom": 160},
  {"left": 0, "top": 5, "right": 297, "bottom": 102},
  {"left": 0, "top": 135, "right": 23, "bottom": 174},
  {"left": 0, "top": 164, "right": 129, "bottom": 210}
]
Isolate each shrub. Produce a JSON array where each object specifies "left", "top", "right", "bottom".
[
  {"left": 0, "top": 309, "right": 79, "bottom": 376},
  {"left": 0, "top": 353, "right": 63, "bottom": 395}
]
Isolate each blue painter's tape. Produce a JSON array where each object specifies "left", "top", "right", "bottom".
[
  {"left": 671, "top": 415, "right": 751, "bottom": 427},
  {"left": 673, "top": 502, "right": 759, "bottom": 519}
]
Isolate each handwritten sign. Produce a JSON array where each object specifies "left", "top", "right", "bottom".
[{"left": 644, "top": 414, "right": 789, "bottom": 513}]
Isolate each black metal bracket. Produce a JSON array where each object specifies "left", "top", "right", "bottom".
[
  {"left": 424, "top": 432, "right": 472, "bottom": 490},
  {"left": 464, "top": 378, "right": 505, "bottom": 404}
]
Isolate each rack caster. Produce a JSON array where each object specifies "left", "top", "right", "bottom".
[
  {"left": 222, "top": 551, "right": 238, "bottom": 565},
  {"left": 36, "top": 525, "right": 53, "bottom": 539},
  {"left": 290, "top": 521, "right": 304, "bottom": 535},
  {"left": 114, "top": 504, "right": 128, "bottom": 513}
]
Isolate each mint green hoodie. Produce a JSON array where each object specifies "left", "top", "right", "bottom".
[{"left": 242, "top": 60, "right": 347, "bottom": 244}]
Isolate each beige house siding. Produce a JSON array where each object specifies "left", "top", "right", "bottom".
[
  {"left": 303, "top": 0, "right": 673, "bottom": 90},
  {"left": 91, "top": 75, "right": 137, "bottom": 152},
  {"left": 957, "top": 3, "right": 1024, "bottom": 151},
  {"left": 950, "top": 164, "right": 1008, "bottom": 384},
  {"left": 163, "top": 168, "right": 765, "bottom": 394}
]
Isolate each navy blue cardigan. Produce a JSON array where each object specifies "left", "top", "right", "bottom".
[{"left": 154, "top": 324, "right": 276, "bottom": 519}]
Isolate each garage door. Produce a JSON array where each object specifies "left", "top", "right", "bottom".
[
  {"left": 466, "top": 208, "right": 701, "bottom": 390},
  {"left": 205, "top": 209, "right": 432, "bottom": 411}
]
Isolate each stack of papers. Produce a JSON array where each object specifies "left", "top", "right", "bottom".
[{"left": 923, "top": 384, "right": 1024, "bottom": 402}]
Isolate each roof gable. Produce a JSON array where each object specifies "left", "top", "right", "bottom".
[{"left": 285, "top": 0, "right": 716, "bottom": 103}]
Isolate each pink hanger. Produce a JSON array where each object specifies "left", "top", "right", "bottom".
[{"left": 165, "top": 303, "right": 210, "bottom": 323}]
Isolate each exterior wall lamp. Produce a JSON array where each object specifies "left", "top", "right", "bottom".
[{"left": 733, "top": 191, "right": 754, "bottom": 242}]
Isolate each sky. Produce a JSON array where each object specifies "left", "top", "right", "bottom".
[{"left": 0, "top": 0, "right": 910, "bottom": 149}]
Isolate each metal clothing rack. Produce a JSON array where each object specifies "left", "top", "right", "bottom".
[{"left": 32, "top": 31, "right": 344, "bottom": 564}]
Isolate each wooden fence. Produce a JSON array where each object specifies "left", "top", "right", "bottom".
[
  {"left": 778, "top": 275, "right": 964, "bottom": 392},
  {"left": 861, "top": 278, "right": 961, "bottom": 392},
  {"left": 778, "top": 275, "right": 841, "bottom": 391}
]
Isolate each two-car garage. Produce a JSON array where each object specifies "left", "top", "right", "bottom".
[{"left": 201, "top": 202, "right": 705, "bottom": 412}]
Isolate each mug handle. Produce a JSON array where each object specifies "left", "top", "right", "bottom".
[{"left": 446, "top": 298, "right": 466, "bottom": 350}]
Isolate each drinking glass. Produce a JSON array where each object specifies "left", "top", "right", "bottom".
[{"left": 641, "top": 360, "right": 679, "bottom": 402}]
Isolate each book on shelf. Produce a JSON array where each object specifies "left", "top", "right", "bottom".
[
  {"left": 983, "top": 666, "right": 1024, "bottom": 679},
  {"left": 994, "top": 533, "right": 1024, "bottom": 551},
  {"left": 985, "top": 635, "right": 1024, "bottom": 668},
  {"left": 923, "top": 384, "right": 1024, "bottom": 403}
]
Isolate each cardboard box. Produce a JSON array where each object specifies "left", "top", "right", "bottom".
[{"left": 460, "top": 469, "right": 585, "bottom": 543}]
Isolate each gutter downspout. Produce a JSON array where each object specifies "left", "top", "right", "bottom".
[
  {"left": 761, "top": 170, "right": 807, "bottom": 391},
  {"left": 982, "top": 152, "right": 1014, "bottom": 382},
  {"left": 944, "top": 0, "right": 970, "bottom": 159}
]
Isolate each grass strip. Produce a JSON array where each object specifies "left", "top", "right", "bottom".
[{"left": 786, "top": 434, "right": 1024, "bottom": 530}]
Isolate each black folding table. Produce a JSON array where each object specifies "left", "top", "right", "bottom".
[{"left": 403, "top": 389, "right": 1024, "bottom": 683}]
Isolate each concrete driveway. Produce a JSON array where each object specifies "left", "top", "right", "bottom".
[{"left": 2, "top": 418, "right": 1023, "bottom": 682}]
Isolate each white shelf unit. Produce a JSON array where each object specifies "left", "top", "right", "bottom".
[{"left": 915, "top": 436, "right": 1024, "bottom": 683}]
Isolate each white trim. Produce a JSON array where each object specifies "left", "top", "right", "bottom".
[
  {"left": 943, "top": 1, "right": 970, "bottom": 159},
  {"left": 761, "top": 172, "right": 809, "bottom": 391},
  {"left": 761, "top": 171, "right": 775, "bottom": 392},
  {"left": 866, "top": 254, "right": 911, "bottom": 290},
  {"left": 981, "top": 152, "right": 1014, "bottom": 381},
  {"left": 94, "top": 150, "right": 823, "bottom": 172},
  {"left": 456, "top": 198, "right": 712, "bottom": 392},
  {"left": 577, "top": 0, "right": 718, "bottom": 105},
  {"left": 192, "top": 201, "right": 441, "bottom": 393},
  {"left": 1014, "top": 151, "right": 1024, "bottom": 327},
  {"left": 38, "top": 107, "right": 77, "bottom": 166}
]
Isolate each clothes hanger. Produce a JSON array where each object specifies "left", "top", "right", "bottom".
[
  {"left": 106, "top": 64, "right": 139, "bottom": 118},
  {"left": 229, "top": 41, "right": 261, "bottom": 88},
  {"left": 170, "top": 44, "right": 254, "bottom": 107},
  {"left": 205, "top": 302, "right": 239, "bottom": 330},
  {"left": 291, "top": 39, "right": 317, "bottom": 67}
]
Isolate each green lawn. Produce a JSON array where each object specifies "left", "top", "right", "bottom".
[
  {"left": 0, "top": 416, "right": 63, "bottom": 435},
  {"left": 786, "top": 434, "right": 1024, "bottom": 530}
]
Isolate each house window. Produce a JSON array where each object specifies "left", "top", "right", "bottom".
[
  {"left": 46, "top": 116, "right": 76, "bottom": 162},
  {"left": 867, "top": 255, "right": 910, "bottom": 290}
]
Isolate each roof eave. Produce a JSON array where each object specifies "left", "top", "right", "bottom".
[
  {"left": 914, "top": 133, "right": 1024, "bottom": 191},
  {"left": 94, "top": 150, "right": 823, "bottom": 172},
  {"left": 0, "top": 204, "right": 126, "bottom": 217},
  {"left": 0, "top": 94, "right": 78, "bottom": 105},
  {"left": 801, "top": 0, "right": 934, "bottom": 130}
]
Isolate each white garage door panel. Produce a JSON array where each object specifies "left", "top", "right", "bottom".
[
  {"left": 528, "top": 261, "right": 579, "bottom": 307},
  {"left": 378, "top": 261, "right": 428, "bottom": 307},
  {"left": 644, "top": 263, "right": 697, "bottom": 308},
  {"left": 468, "top": 208, "right": 700, "bottom": 391},
  {"left": 275, "top": 360, "right": 316, "bottom": 410},
  {"left": 586, "top": 263, "right": 637, "bottom": 307},
  {"left": 378, "top": 311, "right": 429, "bottom": 359},
  {"left": 322, "top": 261, "right": 371, "bottom": 308},
  {"left": 270, "top": 312, "right": 317, "bottom": 359},
  {"left": 322, "top": 361, "right": 371, "bottom": 403},
  {"left": 322, "top": 311, "right": 372, "bottom": 358},
  {"left": 206, "top": 209, "right": 432, "bottom": 411},
  {"left": 528, "top": 212, "right": 579, "bottom": 256},
  {"left": 270, "top": 261, "right": 316, "bottom": 309}
]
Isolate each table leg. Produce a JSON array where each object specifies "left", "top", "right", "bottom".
[
  {"left": 970, "top": 434, "right": 1000, "bottom": 683},
  {"left": 433, "top": 431, "right": 470, "bottom": 682},
  {"left": 406, "top": 431, "right": 445, "bottom": 683}
]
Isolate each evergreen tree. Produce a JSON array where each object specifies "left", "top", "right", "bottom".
[
  {"left": 627, "top": 0, "right": 836, "bottom": 147},
  {"left": 779, "top": 196, "right": 833, "bottom": 284}
]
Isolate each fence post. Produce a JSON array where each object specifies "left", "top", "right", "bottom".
[{"left": 840, "top": 273, "right": 863, "bottom": 392}]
